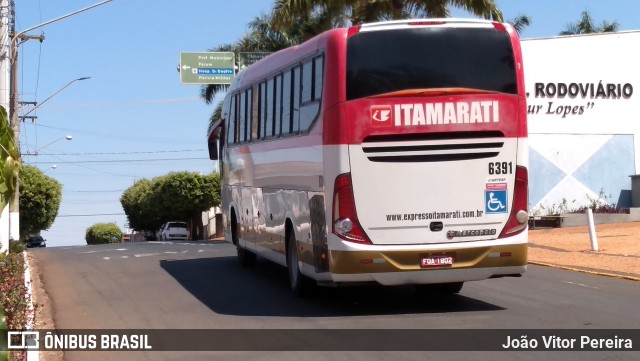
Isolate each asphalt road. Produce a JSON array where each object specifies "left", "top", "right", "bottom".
[{"left": 29, "top": 241, "right": 640, "bottom": 361}]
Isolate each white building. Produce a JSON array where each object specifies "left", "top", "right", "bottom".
[{"left": 522, "top": 31, "right": 640, "bottom": 212}]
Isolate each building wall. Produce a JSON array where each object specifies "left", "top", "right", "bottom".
[{"left": 522, "top": 32, "right": 640, "bottom": 211}]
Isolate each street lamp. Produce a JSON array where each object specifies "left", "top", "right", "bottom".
[
  {"left": 21, "top": 78, "right": 91, "bottom": 119},
  {"left": 23, "top": 135, "right": 73, "bottom": 156},
  {"left": 43, "top": 165, "right": 57, "bottom": 174}
]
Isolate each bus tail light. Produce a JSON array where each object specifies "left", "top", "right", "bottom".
[
  {"left": 333, "top": 173, "right": 371, "bottom": 244},
  {"left": 347, "top": 25, "right": 362, "bottom": 38},
  {"left": 499, "top": 166, "right": 528, "bottom": 238}
]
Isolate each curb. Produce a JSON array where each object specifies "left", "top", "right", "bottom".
[
  {"left": 22, "top": 251, "right": 39, "bottom": 361},
  {"left": 528, "top": 261, "right": 640, "bottom": 282}
]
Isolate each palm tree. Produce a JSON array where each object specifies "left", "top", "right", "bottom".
[
  {"left": 200, "top": 12, "right": 327, "bottom": 124},
  {"left": 272, "top": 0, "right": 503, "bottom": 30},
  {"left": 560, "top": 11, "right": 618, "bottom": 35},
  {"left": 509, "top": 15, "right": 531, "bottom": 35},
  {"left": 202, "top": 1, "right": 505, "bottom": 123},
  {"left": 200, "top": 13, "right": 301, "bottom": 109}
]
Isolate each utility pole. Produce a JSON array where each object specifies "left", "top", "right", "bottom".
[
  {"left": 8, "top": 23, "right": 44, "bottom": 243},
  {"left": 0, "top": 0, "right": 11, "bottom": 252}
]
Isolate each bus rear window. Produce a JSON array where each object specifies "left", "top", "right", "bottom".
[{"left": 346, "top": 27, "right": 517, "bottom": 100}]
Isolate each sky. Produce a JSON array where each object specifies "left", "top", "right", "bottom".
[{"left": 14, "top": 0, "right": 640, "bottom": 247}]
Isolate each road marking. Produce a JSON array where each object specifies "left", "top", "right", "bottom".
[
  {"left": 165, "top": 251, "right": 178, "bottom": 254},
  {"left": 198, "top": 250, "right": 205, "bottom": 253},
  {"left": 81, "top": 248, "right": 127, "bottom": 254},
  {"left": 121, "top": 256, "right": 129, "bottom": 259},
  {"left": 561, "top": 281, "right": 599, "bottom": 289},
  {"left": 181, "top": 250, "right": 188, "bottom": 254},
  {"left": 134, "top": 253, "right": 161, "bottom": 258}
]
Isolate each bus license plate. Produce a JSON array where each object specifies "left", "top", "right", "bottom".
[{"left": 420, "top": 254, "right": 454, "bottom": 268}]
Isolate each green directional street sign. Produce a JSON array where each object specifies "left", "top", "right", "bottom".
[
  {"left": 238, "top": 52, "right": 271, "bottom": 70},
  {"left": 180, "top": 52, "right": 235, "bottom": 85}
]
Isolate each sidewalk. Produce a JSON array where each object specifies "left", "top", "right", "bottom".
[{"left": 528, "top": 222, "right": 640, "bottom": 281}]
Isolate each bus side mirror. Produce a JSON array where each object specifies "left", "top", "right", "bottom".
[{"left": 208, "top": 141, "right": 219, "bottom": 160}]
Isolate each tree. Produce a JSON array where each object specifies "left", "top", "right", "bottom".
[
  {"left": 120, "top": 178, "right": 159, "bottom": 233},
  {"left": 120, "top": 172, "right": 220, "bottom": 237},
  {"left": 85, "top": 223, "right": 122, "bottom": 245},
  {"left": 560, "top": 11, "right": 618, "bottom": 35},
  {"left": 200, "top": 12, "right": 315, "bottom": 110},
  {"left": 201, "top": 1, "right": 504, "bottom": 122},
  {"left": 0, "top": 106, "right": 20, "bottom": 253},
  {"left": 271, "top": 0, "right": 503, "bottom": 30},
  {"left": 508, "top": 15, "right": 531, "bottom": 35},
  {"left": 0, "top": 106, "right": 20, "bottom": 222},
  {"left": 18, "top": 165, "right": 62, "bottom": 238},
  {"left": 154, "top": 172, "right": 220, "bottom": 239}
]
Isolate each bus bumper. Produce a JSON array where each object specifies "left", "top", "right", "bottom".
[{"left": 325, "top": 237, "right": 528, "bottom": 286}]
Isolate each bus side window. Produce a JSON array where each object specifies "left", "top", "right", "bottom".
[
  {"left": 246, "top": 87, "right": 253, "bottom": 142},
  {"left": 266, "top": 78, "right": 274, "bottom": 138},
  {"left": 251, "top": 84, "right": 259, "bottom": 141},
  {"left": 301, "top": 59, "right": 313, "bottom": 103},
  {"left": 274, "top": 73, "right": 282, "bottom": 137},
  {"left": 281, "top": 69, "right": 293, "bottom": 136},
  {"left": 259, "top": 81, "right": 267, "bottom": 140},
  {"left": 292, "top": 66, "right": 300, "bottom": 134},
  {"left": 227, "top": 94, "right": 236, "bottom": 145},
  {"left": 300, "top": 57, "right": 321, "bottom": 132},
  {"left": 313, "top": 55, "right": 323, "bottom": 101},
  {"left": 239, "top": 90, "right": 246, "bottom": 143},
  {"left": 235, "top": 94, "right": 242, "bottom": 142}
]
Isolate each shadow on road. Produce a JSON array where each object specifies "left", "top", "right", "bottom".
[{"left": 160, "top": 256, "right": 505, "bottom": 317}]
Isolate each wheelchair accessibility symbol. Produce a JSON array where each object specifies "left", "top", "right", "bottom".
[{"left": 485, "top": 190, "right": 508, "bottom": 214}]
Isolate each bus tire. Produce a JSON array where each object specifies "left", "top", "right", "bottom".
[
  {"left": 286, "top": 229, "right": 311, "bottom": 296},
  {"left": 232, "top": 210, "right": 255, "bottom": 267},
  {"left": 237, "top": 246, "right": 256, "bottom": 267}
]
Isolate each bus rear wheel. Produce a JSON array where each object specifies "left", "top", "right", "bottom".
[
  {"left": 237, "top": 246, "right": 256, "bottom": 267},
  {"left": 286, "top": 231, "right": 311, "bottom": 296},
  {"left": 232, "top": 211, "right": 255, "bottom": 267}
]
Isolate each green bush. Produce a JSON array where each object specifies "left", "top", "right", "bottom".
[
  {"left": 0, "top": 253, "right": 29, "bottom": 331},
  {"left": 8, "top": 239, "right": 26, "bottom": 254},
  {"left": 85, "top": 223, "right": 123, "bottom": 245},
  {"left": 19, "top": 165, "right": 62, "bottom": 237}
]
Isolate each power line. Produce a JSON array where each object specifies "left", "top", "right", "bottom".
[
  {"left": 57, "top": 213, "right": 125, "bottom": 217},
  {"left": 64, "top": 200, "right": 122, "bottom": 205},
  {"left": 35, "top": 96, "right": 201, "bottom": 111},
  {"left": 37, "top": 149, "right": 206, "bottom": 156},
  {"left": 39, "top": 172, "right": 136, "bottom": 178},
  {"left": 34, "top": 157, "right": 207, "bottom": 164},
  {"left": 32, "top": 123, "right": 201, "bottom": 145},
  {"left": 65, "top": 190, "right": 125, "bottom": 193},
  {"left": 28, "top": 154, "right": 139, "bottom": 178}
]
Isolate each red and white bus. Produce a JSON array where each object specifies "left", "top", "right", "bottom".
[{"left": 208, "top": 19, "right": 528, "bottom": 295}]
